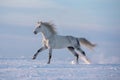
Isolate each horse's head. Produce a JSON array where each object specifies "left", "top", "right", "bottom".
[
  {"left": 33, "top": 21, "right": 57, "bottom": 35},
  {"left": 33, "top": 21, "right": 43, "bottom": 34}
]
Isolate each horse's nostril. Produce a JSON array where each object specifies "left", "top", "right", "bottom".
[{"left": 34, "top": 31, "right": 37, "bottom": 34}]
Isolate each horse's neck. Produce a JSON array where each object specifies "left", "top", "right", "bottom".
[{"left": 41, "top": 27, "right": 55, "bottom": 40}]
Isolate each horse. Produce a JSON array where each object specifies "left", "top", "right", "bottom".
[{"left": 32, "top": 21, "right": 96, "bottom": 64}]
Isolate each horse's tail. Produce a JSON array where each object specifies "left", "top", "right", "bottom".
[{"left": 78, "top": 38, "right": 96, "bottom": 50}]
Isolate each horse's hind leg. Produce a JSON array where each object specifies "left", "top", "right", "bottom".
[
  {"left": 67, "top": 47, "right": 79, "bottom": 64},
  {"left": 76, "top": 47, "right": 91, "bottom": 64},
  {"left": 32, "top": 46, "right": 47, "bottom": 60}
]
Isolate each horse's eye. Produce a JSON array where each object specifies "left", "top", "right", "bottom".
[{"left": 39, "top": 26, "right": 41, "bottom": 28}]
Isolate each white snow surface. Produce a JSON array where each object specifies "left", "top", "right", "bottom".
[{"left": 0, "top": 58, "right": 120, "bottom": 80}]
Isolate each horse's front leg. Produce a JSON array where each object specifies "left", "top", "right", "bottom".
[
  {"left": 47, "top": 48, "right": 52, "bottom": 64},
  {"left": 32, "top": 46, "right": 47, "bottom": 60}
]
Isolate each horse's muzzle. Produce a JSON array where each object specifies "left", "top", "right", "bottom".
[{"left": 34, "top": 31, "right": 37, "bottom": 34}]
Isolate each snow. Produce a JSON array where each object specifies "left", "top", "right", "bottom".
[{"left": 0, "top": 58, "right": 120, "bottom": 80}]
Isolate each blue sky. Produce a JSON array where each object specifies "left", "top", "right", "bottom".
[{"left": 0, "top": 0, "right": 120, "bottom": 64}]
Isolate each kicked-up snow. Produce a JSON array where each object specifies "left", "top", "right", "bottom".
[{"left": 0, "top": 58, "right": 120, "bottom": 80}]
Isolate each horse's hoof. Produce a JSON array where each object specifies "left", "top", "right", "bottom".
[
  {"left": 32, "top": 57, "right": 36, "bottom": 60},
  {"left": 47, "top": 62, "right": 50, "bottom": 64}
]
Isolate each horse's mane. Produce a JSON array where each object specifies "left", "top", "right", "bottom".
[{"left": 42, "top": 22, "right": 57, "bottom": 34}]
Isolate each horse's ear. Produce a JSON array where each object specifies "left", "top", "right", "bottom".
[
  {"left": 40, "top": 21, "right": 43, "bottom": 24},
  {"left": 37, "top": 21, "right": 43, "bottom": 24},
  {"left": 37, "top": 21, "right": 40, "bottom": 24}
]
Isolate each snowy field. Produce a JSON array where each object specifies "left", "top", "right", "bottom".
[{"left": 0, "top": 58, "right": 120, "bottom": 80}]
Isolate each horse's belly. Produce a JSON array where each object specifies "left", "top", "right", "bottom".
[{"left": 54, "top": 42, "right": 70, "bottom": 49}]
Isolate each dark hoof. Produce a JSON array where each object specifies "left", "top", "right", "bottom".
[{"left": 47, "top": 62, "right": 50, "bottom": 64}]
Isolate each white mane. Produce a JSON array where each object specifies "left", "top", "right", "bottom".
[{"left": 41, "top": 22, "right": 57, "bottom": 34}]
